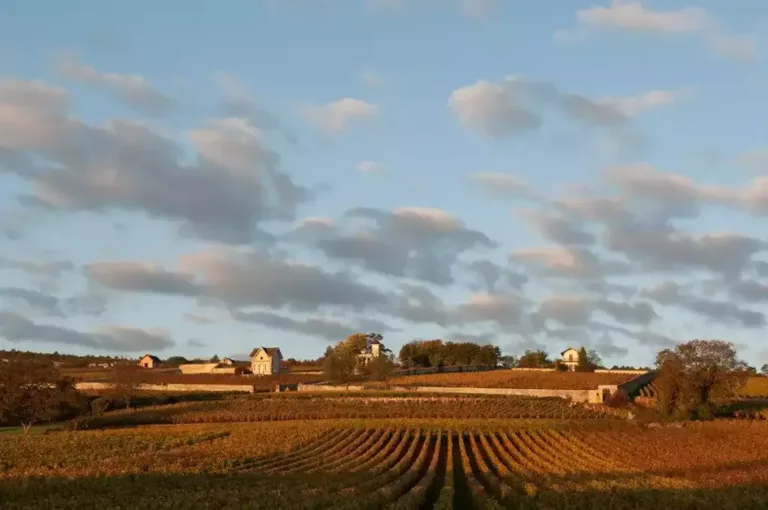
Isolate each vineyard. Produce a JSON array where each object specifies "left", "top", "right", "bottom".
[
  {"left": 2, "top": 420, "right": 768, "bottom": 509},
  {"left": 70, "top": 394, "right": 621, "bottom": 430},
  {"left": 370, "top": 370, "right": 638, "bottom": 390},
  {"left": 740, "top": 376, "right": 768, "bottom": 398}
]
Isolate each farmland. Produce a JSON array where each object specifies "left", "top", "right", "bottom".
[
  {"left": 2, "top": 420, "right": 768, "bottom": 509},
  {"left": 370, "top": 370, "right": 638, "bottom": 390},
  {"left": 69, "top": 393, "right": 621, "bottom": 430}
]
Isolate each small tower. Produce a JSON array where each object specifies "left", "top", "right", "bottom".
[{"left": 371, "top": 341, "right": 381, "bottom": 358}]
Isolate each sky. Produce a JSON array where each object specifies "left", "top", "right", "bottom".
[{"left": 1, "top": 0, "right": 767, "bottom": 367}]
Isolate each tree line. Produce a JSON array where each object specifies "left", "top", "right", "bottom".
[{"left": 398, "top": 339, "right": 501, "bottom": 369}]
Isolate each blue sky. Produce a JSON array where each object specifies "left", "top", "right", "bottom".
[{"left": 1, "top": 0, "right": 767, "bottom": 367}]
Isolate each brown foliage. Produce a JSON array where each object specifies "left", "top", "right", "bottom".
[{"left": 0, "top": 360, "right": 76, "bottom": 434}]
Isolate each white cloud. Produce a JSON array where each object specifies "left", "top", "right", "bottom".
[
  {"left": 708, "top": 33, "right": 758, "bottom": 62},
  {"left": 449, "top": 80, "right": 539, "bottom": 137},
  {"left": 560, "top": 2, "right": 756, "bottom": 62},
  {"left": 55, "top": 53, "right": 172, "bottom": 115},
  {"left": 301, "top": 98, "right": 378, "bottom": 133},
  {"left": 599, "top": 88, "right": 691, "bottom": 117},
  {"left": 357, "top": 160, "right": 385, "bottom": 173},
  {"left": 577, "top": 1, "right": 710, "bottom": 33}
]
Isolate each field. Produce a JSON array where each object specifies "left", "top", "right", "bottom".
[
  {"left": 2, "top": 419, "right": 768, "bottom": 509},
  {"left": 133, "top": 371, "right": 324, "bottom": 389},
  {"left": 371, "top": 370, "right": 638, "bottom": 389},
  {"left": 69, "top": 394, "right": 622, "bottom": 430},
  {"left": 638, "top": 377, "right": 768, "bottom": 400},
  {"left": 740, "top": 376, "right": 768, "bottom": 398}
]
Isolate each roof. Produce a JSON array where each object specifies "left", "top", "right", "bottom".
[
  {"left": 560, "top": 347, "right": 580, "bottom": 356},
  {"left": 249, "top": 347, "right": 282, "bottom": 359},
  {"left": 140, "top": 354, "right": 161, "bottom": 362}
]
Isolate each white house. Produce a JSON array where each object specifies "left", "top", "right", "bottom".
[
  {"left": 357, "top": 339, "right": 384, "bottom": 367},
  {"left": 560, "top": 348, "right": 580, "bottom": 372},
  {"left": 250, "top": 347, "right": 282, "bottom": 375}
]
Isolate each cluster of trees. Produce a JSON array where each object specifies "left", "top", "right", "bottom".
[
  {"left": 509, "top": 348, "right": 603, "bottom": 372},
  {"left": 398, "top": 340, "right": 501, "bottom": 369},
  {"left": 322, "top": 333, "right": 395, "bottom": 383},
  {"left": 654, "top": 339, "right": 752, "bottom": 420},
  {"left": 0, "top": 361, "right": 84, "bottom": 434}
]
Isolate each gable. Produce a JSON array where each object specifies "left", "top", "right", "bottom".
[
  {"left": 249, "top": 347, "right": 282, "bottom": 360},
  {"left": 561, "top": 348, "right": 580, "bottom": 358}
]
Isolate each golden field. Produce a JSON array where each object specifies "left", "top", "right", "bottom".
[{"left": 2, "top": 420, "right": 768, "bottom": 509}]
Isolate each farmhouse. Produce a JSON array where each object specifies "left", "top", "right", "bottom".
[
  {"left": 220, "top": 357, "right": 235, "bottom": 366},
  {"left": 357, "top": 339, "right": 384, "bottom": 367},
  {"left": 250, "top": 347, "right": 282, "bottom": 375},
  {"left": 138, "top": 354, "right": 162, "bottom": 368},
  {"left": 560, "top": 348, "right": 580, "bottom": 372}
]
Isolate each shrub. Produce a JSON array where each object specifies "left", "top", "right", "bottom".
[{"left": 90, "top": 397, "right": 110, "bottom": 416}]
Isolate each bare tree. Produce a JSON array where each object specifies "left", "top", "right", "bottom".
[
  {"left": 0, "top": 360, "right": 75, "bottom": 434},
  {"left": 110, "top": 364, "right": 142, "bottom": 409}
]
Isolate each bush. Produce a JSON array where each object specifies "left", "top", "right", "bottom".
[{"left": 90, "top": 397, "right": 110, "bottom": 416}]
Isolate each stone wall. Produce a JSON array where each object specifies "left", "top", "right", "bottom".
[
  {"left": 594, "top": 369, "right": 649, "bottom": 375},
  {"left": 296, "top": 383, "right": 591, "bottom": 401},
  {"left": 75, "top": 382, "right": 255, "bottom": 393}
]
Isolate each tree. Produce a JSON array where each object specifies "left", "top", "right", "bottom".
[
  {"left": 363, "top": 354, "right": 396, "bottom": 382},
  {"left": 762, "top": 364, "right": 768, "bottom": 376},
  {"left": 210, "top": 354, "right": 220, "bottom": 363},
  {"left": 321, "top": 348, "right": 356, "bottom": 384},
  {"left": 164, "top": 356, "right": 189, "bottom": 368},
  {"left": 111, "top": 364, "right": 142, "bottom": 409},
  {"left": 0, "top": 360, "right": 75, "bottom": 434},
  {"left": 654, "top": 340, "right": 749, "bottom": 419},
  {"left": 575, "top": 347, "right": 593, "bottom": 372},
  {"left": 518, "top": 350, "right": 552, "bottom": 368},
  {"left": 586, "top": 350, "right": 603, "bottom": 370}
]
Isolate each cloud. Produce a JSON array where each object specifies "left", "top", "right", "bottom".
[
  {"left": 598, "top": 89, "right": 690, "bottom": 117},
  {"left": 213, "top": 72, "right": 285, "bottom": 133},
  {"left": 87, "top": 262, "right": 200, "bottom": 295},
  {"left": 0, "top": 287, "right": 106, "bottom": 318},
  {"left": 577, "top": 1, "right": 710, "bottom": 33},
  {"left": 449, "top": 79, "right": 540, "bottom": 137},
  {"left": 468, "top": 172, "right": 532, "bottom": 199},
  {"left": 234, "top": 309, "right": 396, "bottom": 342},
  {"left": 359, "top": 70, "right": 384, "bottom": 87},
  {"left": 313, "top": 206, "right": 496, "bottom": 285},
  {"left": 0, "top": 81, "right": 312, "bottom": 244},
  {"left": 643, "top": 281, "right": 765, "bottom": 328},
  {"left": 0, "top": 311, "right": 174, "bottom": 351},
  {"left": 187, "top": 338, "right": 206, "bottom": 348},
  {"left": 87, "top": 246, "right": 391, "bottom": 312},
  {"left": 560, "top": 2, "right": 757, "bottom": 62},
  {"left": 55, "top": 53, "right": 172, "bottom": 115},
  {"left": 357, "top": 161, "right": 385, "bottom": 173},
  {"left": 0, "top": 79, "right": 71, "bottom": 151},
  {"left": 449, "top": 76, "right": 678, "bottom": 141},
  {"left": 708, "top": 33, "right": 758, "bottom": 62},
  {"left": 301, "top": 98, "right": 378, "bottom": 133}
]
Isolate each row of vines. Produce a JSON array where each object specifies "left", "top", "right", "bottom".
[{"left": 4, "top": 420, "right": 768, "bottom": 508}]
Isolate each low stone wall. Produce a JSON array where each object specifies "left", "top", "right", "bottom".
[
  {"left": 507, "top": 368, "right": 556, "bottom": 372},
  {"left": 594, "top": 369, "right": 649, "bottom": 375},
  {"left": 75, "top": 382, "right": 255, "bottom": 393},
  {"left": 296, "top": 383, "right": 591, "bottom": 402}
]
